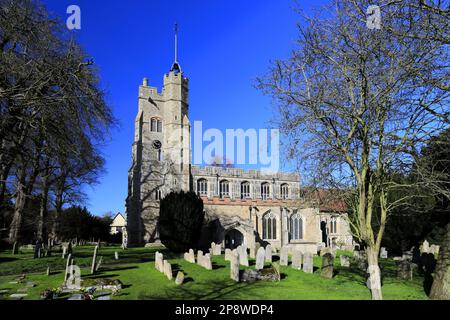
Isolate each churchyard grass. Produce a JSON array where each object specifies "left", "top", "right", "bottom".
[{"left": 0, "top": 246, "right": 428, "bottom": 300}]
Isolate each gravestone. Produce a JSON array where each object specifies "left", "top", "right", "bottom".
[
  {"left": 265, "top": 245, "right": 272, "bottom": 263},
  {"left": 62, "top": 246, "right": 67, "bottom": 259},
  {"left": 230, "top": 250, "right": 240, "bottom": 282},
  {"left": 340, "top": 255, "right": 350, "bottom": 267},
  {"left": 197, "top": 250, "right": 204, "bottom": 266},
  {"left": 211, "top": 242, "right": 221, "bottom": 255},
  {"left": 163, "top": 260, "right": 173, "bottom": 280},
  {"left": 397, "top": 260, "right": 414, "bottom": 280},
  {"left": 255, "top": 247, "right": 265, "bottom": 270},
  {"left": 114, "top": 252, "right": 119, "bottom": 260},
  {"left": 238, "top": 245, "right": 249, "bottom": 266},
  {"left": 9, "top": 293, "right": 28, "bottom": 300},
  {"left": 175, "top": 271, "right": 184, "bottom": 285},
  {"left": 420, "top": 240, "right": 430, "bottom": 254},
  {"left": 280, "top": 246, "right": 288, "bottom": 266},
  {"left": 184, "top": 249, "right": 195, "bottom": 263},
  {"left": 272, "top": 262, "right": 281, "bottom": 281},
  {"left": 46, "top": 266, "right": 50, "bottom": 276},
  {"left": 321, "top": 253, "right": 334, "bottom": 278},
  {"left": 291, "top": 249, "right": 302, "bottom": 269},
  {"left": 90, "top": 245, "right": 99, "bottom": 274},
  {"left": 203, "top": 253, "right": 213, "bottom": 270},
  {"left": 429, "top": 244, "right": 439, "bottom": 256},
  {"left": 155, "top": 251, "right": 164, "bottom": 272},
  {"left": 303, "top": 252, "right": 314, "bottom": 273},
  {"left": 380, "top": 247, "right": 388, "bottom": 259},
  {"left": 225, "top": 248, "right": 232, "bottom": 261}
]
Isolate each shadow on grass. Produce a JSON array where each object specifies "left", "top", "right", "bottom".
[
  {"left": 137, "top": 279, "right": 262, "bottom": 300},
  {"left": 212, "top": 263, "right": 225, "bottom": 270}
]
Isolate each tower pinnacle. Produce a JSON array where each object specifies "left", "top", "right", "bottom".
[{"left": 170, "top": 23, "right": 182, "bottom": 73}]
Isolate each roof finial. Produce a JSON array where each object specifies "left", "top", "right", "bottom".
[{"left": 170, "top": 22, "right": 182, "bottom": 73}]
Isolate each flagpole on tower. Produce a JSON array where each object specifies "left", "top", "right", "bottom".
[{"left": 174, "top": 22, "right": 178, "bottom": 64}]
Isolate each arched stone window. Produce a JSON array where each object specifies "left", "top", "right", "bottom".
[
  {"left": 261, "top": 182, "right": 270, "bottom": 200},
  {"left": 330, "top": 218, "right": 338, "bottom": 234},
  {"left": 151, "top": 117, "right": 162, "bottom": 132},
  {"left": 219, "top": 180, "right": 229, "bottom": 198},
  {"left": 280, "top": 183, "right": 289, "bottom": 199},
  {"left": 197, "top": 179, "right": 208, "bottom": 196},
  {"left": 263, "top": 211, "right": 277, "bottom": 240},
  {"left": 290, "top": 213, "right": 303, "bottom": 240},
  {"left": 241, "top": 181, "right": 250, "bottom": 199}
]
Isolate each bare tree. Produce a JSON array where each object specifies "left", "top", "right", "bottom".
[
  {"left": 0, "top": 0, "right": 115, "bottom": 243},
  {"left": 257, "top": 0, "right": 449, "bottom": 299}
]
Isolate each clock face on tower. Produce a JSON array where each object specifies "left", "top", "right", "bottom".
[{"left": 152, "top": 140, "right": 162, "bottom": 150}]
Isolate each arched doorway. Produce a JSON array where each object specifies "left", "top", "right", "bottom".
[
  {"left": 225, "top": 229, "right": 244, "bottom": 249},
  {"left": 320, "top": 221, "right": 328, "bottom": 247}
]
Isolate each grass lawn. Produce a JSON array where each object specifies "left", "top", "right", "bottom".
[{"left": 0, "top": 245, "right": 428, "bottom": 300}]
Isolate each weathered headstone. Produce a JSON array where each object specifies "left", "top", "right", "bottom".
[
  {"left": 255, "top": 247, "right": 265, "bottom": 270},
  {"left": 420, "top": 240, "right": 430, "bottom": 254},
  {"left": 265, "top": 245, "right": 272, "bottom": 263},
  {"left": 397, "top": 260, "right": 414, "bottom": 280},
  {"left": 203, "top": 253, "right": 213, "bottom": 270},
  {"left": 175, "top": 271, "right": 184, "bottom": 285},
  {"left": 291, "top": 249, "right": 302, "bottom": 269},
  {"left": 321, "top": 253, "right": 334, "bottom": 278},
  {"left": 380, "top": 247, "right": 388, "bottom": 259},
  {"left": 62, "top": 246, "right": 67, "bottom": 259},
  {"left": 238, "top": 245, "right": 249, "bottom": 267},
  {"left": 340, "top": 255, "right": 350, "bottom": 267},
  {"left": 225, "top": 248, "right": 232, "bottom": 261},
  {"left": 197, "top": 250, "right": 204, "bottom": 267},
  {"left": 46, "top": 266, "right": 50, "bottom": 276},
  {"left": 230, "top": 250, "right": 240, "bottom": 282},
  {"left": 280, "top": 246, "right": 288, "bottom": 266},
  {"left": 90, "top": 245, "right": 98, "bottom": 274},
  {"left": 184, "top": 249, "right": 195, "bottom": 263},
  {"left": 155, "top": 251, "right": 164, "bottom": 272},
  {"left": 114, "top": 252, "right": 119, "bottom": 260},
  {"left": 163, "top": 260, "right": 173, "bottom": 280},
  {"left": 303, "top": 252, "right": 314, "bottom": 274},
  {"left": 272, "top": 262, "right": 281, "bottom": 281}
]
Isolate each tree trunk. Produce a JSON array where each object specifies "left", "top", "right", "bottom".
[
  {"left": 37, "top": 179, "right": 49, "bottom": 242},
  {"left": 51, "top": 189, "right": 63, "bottom": 241},
  {"left": 429, "top": 222, "right": 450, "bottom": 300},
  {"left": 367, "top": 246, "right": 383, "bottom": 300},
  {"left": 9, "top": 181, "right": 26, "bottom": 243}
]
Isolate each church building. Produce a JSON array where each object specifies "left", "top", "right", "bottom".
[{"left": 125, "top": 29, "right": 353, "bottom": 253}]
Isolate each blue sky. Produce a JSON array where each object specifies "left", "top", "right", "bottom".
[{"left": 42, "top": 0, "right": 325, "bottom": 216}]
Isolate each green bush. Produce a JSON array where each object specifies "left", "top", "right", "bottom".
[{"left": 158, "top": 191, "right": 204, "bottom": 253}]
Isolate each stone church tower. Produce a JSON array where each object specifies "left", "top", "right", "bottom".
[{"left": 125, "top": 26, "right": 191, "bottom": 245}]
